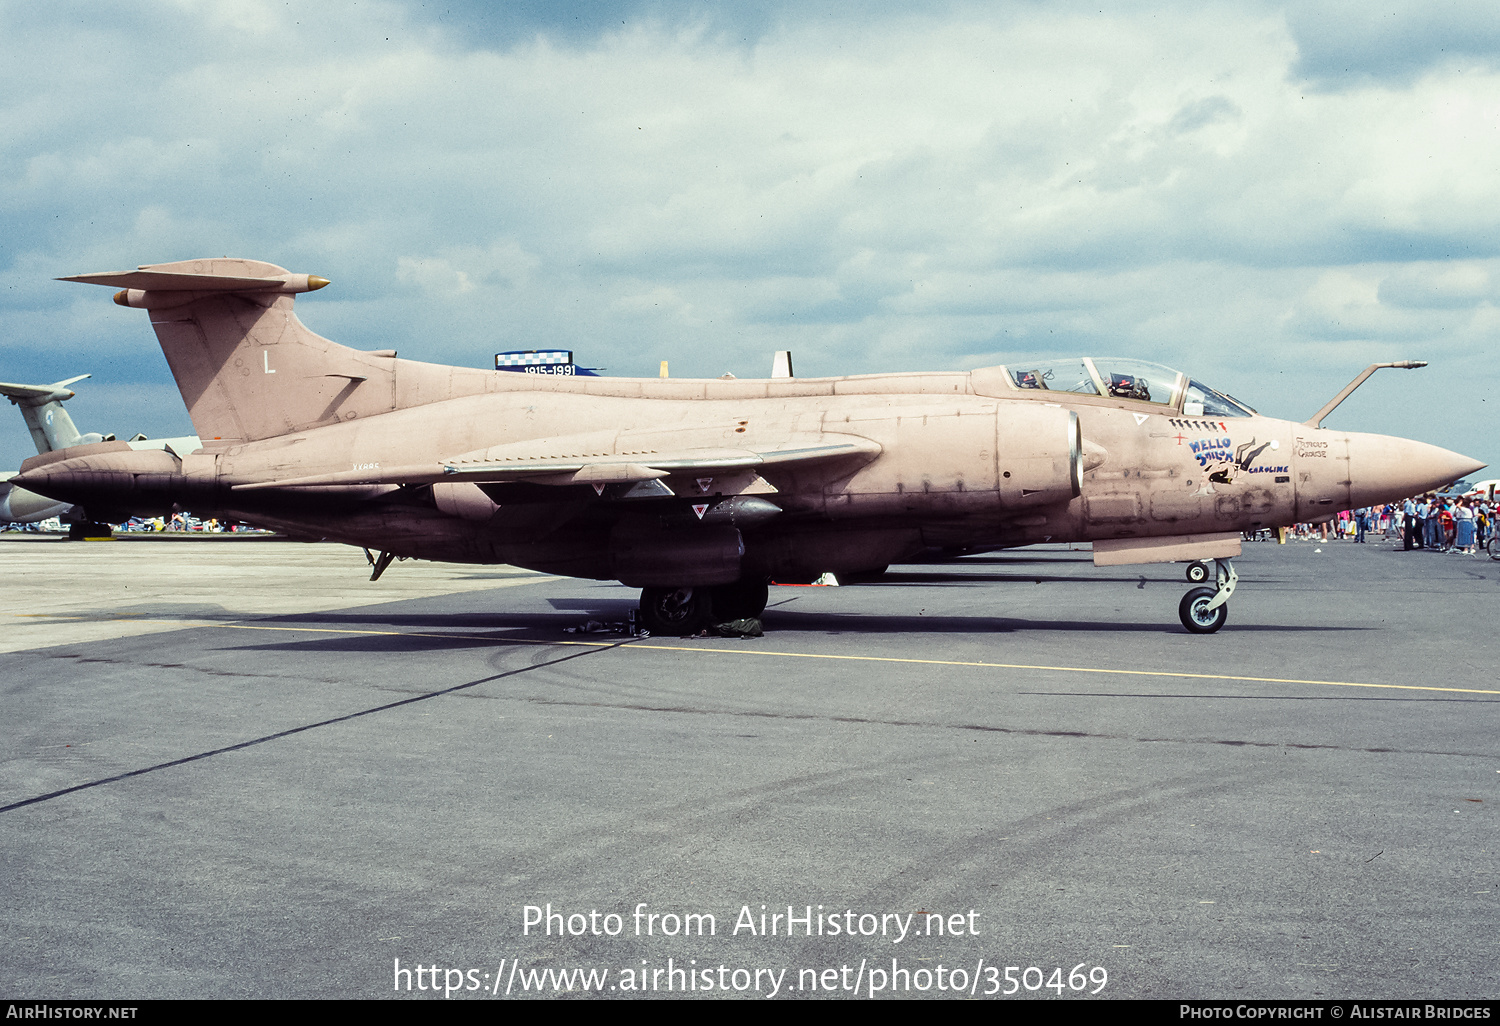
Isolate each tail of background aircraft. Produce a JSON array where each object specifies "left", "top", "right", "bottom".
[
  {"left": 0, "top": 375, "right": 110, "bottom": 453},
  {"left": 60, "top": 259, "right": 495, "bottom": 447}
]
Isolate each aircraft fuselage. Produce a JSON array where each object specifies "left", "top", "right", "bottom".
[{"left": 16, "top": 368, "right": 1471, "bottom": 583}]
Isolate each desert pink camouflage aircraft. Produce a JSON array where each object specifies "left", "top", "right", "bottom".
[{"left": 16, "top": 259, "right": 1485, "bottom": 634}]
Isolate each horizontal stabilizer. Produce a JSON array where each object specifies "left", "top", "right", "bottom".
[
  {"left": 0, "top": 375, "right": 89, "bottom": 405},
  {"left": 233, "top": 437, "right": 881, "bottom": 492},
  {"left": 59, "top": 265, "right": 328, "bottom": 297},
  {"left": 61, "top": 270, "right": 292, "bottom": 290}
]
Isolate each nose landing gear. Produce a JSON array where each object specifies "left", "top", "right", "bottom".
[{"left": 1178, "top": 558, "right": 1237, "bottom": 634}]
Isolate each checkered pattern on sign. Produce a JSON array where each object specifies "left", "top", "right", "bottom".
[{"left": 495, "top": 351, "right": 572, "bottom": 367}]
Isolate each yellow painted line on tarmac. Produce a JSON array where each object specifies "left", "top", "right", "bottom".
[{"left": 127, "top": 618, "right": 1500, "bottom": 698}]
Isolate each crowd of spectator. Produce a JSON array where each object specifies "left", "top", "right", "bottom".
[
  {"left": 2, "top": 513, "right": 257, "bottom": 534},
  {"left": 1279, "top": 495, "right": 1494, "bottom": 555}
]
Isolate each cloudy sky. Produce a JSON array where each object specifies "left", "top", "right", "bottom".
[{"left": 2, "top": 0, "right": 1497, "bottom": 476}]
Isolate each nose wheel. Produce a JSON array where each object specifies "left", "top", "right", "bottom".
[{"left": 1178, "top": 558, "right": 1237, "bottom": 634}]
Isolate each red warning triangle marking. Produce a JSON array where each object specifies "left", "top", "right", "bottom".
[
  {"left": 696, "top": 477, "right": 713, "bottom": 493},
  {"left": 592, "top": 483, "right": 605, "bottom": 496},
  {"left": 692, "top": 503, "right": 709, "bottom": 520}
]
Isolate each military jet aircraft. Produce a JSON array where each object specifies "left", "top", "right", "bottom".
[{"left": 15, "top": 258, "right": 1484, "bottom": 633}]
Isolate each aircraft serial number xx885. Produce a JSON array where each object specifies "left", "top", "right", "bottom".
[{"left": 17, "top": 260, "right": 1484, "bottom": 634}]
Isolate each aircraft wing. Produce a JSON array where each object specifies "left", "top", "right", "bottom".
[{"left": 232, "top": 436, "right": 881, "bottom": 491}]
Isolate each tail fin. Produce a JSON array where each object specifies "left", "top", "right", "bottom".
[
  {"left": 61, "top": 259, "right": 404, "bottom": 446},
  {"left": 0, "top": 374, "right": 110, "bottom": 453}
]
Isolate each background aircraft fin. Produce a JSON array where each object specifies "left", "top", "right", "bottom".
[{"left": 0, "top": 374, "right": 98, "bottom": 453}]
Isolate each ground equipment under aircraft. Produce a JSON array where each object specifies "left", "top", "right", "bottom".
[{"left": 15, "top": 259, "right": 1486, "bottom": 632}]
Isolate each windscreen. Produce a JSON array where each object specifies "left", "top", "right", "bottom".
[{"left": 1183, "top": 379, "right": 1254, "bottom": 418}]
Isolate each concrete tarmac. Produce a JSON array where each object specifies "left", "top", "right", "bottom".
[{"left": 1, "top": 533, "right": 1496, "bottom": 1000}]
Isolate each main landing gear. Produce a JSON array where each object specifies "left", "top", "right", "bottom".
[
  {"left": 1178, "top": 558, "right": 1237, "bottom": 634},
  {"left": 638, "top": 578, "right": 769, "bottom": 635}
]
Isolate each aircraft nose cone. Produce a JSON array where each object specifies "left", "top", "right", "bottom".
[{"left": 1346, "top": 432, "right": 1486, "bottom": 508}]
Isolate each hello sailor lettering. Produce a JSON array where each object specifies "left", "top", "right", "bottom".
[{"left": 1188, "top": 436, "right": 1234, "bottom": 468}]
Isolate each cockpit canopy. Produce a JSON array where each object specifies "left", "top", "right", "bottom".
[{"left": 985, "top": 357, "right": 1255, "bottom": 418}]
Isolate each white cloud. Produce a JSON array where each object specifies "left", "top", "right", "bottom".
[
  {"left": 1379, "top": 262, "right": 1497, "bottom": 308},
  {"left": 1, "top": 1, "right": 1497, "bottom": 473}
]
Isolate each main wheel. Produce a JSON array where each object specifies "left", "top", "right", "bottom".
[
  {"left": 1179, "top": 587, "right": 1228, "bottom": 634},
  {"left": 638, "top": 586, "right": 713, "bottom": 635},
  {"left": 710, "top": 578, "right": 769, "bottom": 620},
  {"left": 1185, "top": 560, "right": 1210, "bottom": 583}
]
